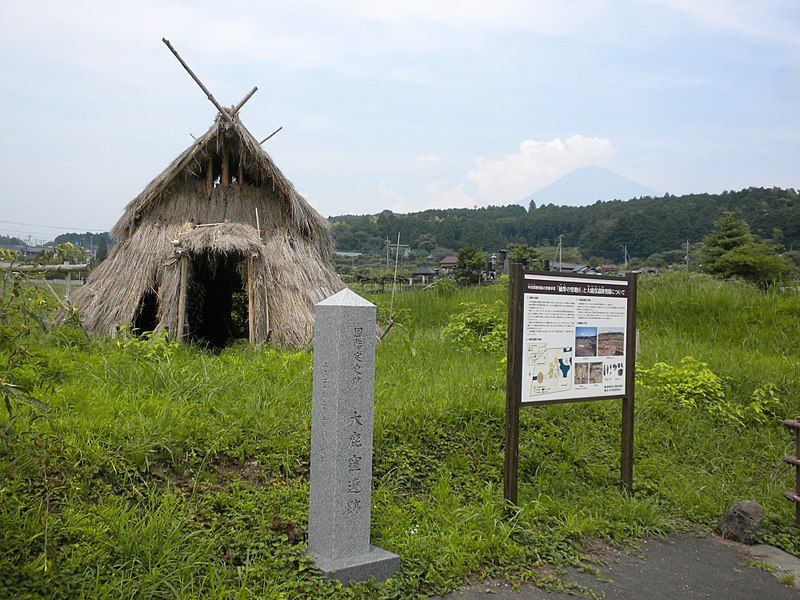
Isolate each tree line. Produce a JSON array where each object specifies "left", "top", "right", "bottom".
[{"left": 329, "top": 187, "right": 799, "bottom": 261}]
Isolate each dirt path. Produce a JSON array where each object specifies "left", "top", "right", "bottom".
[{"left": 443, "top": 535, "right": 799, "bottom": 599}]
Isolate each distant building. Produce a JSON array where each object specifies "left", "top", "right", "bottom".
[
  {"left": 334, "top": 251, "right": 363, "bottom": 258},
  {"left": 550, "top": 261, "right": 598, "bottom": 275},
  {"left": 387, "top": 243, "right": 411, "bottom": 259},
  {"left": 20, "top": 246, "right": 51, "bottom": 260},
  {"left": 438, "top": 255, "right": 458, "bottom": 273},
  {"left": 489, "top": 249, "right": 509, "bottom": 275},
  {"left": 410, "top": 265, "right": 436, "bottom": 285}
]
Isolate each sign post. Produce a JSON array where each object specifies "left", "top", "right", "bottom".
[{"left": 504, "top": 264, "right": 637, "bottom": 503}]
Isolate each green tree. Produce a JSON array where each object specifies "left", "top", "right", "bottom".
[
  {"left": 456, "top": 245, "right": 485, "bottom": 285},
  {"left": 415, "top": 233, "right": 437, "bottom": 253},
  {"left": 507, "top": 242, "right": 540, "bottom": 267},
  {"left": 700, "top": 212, "right": 792, "bottom": 286},
  {"left": 43, "top": 243, "right": 85, "bottom": 265},
  {"left": 95, "top": 237, "right": 108, "bottom": 263}
]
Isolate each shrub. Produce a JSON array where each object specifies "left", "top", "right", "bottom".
[
  {"left": 442, "top": 301, "right": 506, "bottom": 353},
  {"left": 637, "top": 356, "right": 784, "bottom": 426}
]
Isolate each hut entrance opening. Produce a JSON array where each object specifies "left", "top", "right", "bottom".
[
  {"left": 133, "top": 289, "right": 159, "bottom": 334},
  {"left": 187, "top": 251, "right": 249, "bottom": 349}
]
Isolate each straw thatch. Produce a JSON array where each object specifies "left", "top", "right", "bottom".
[{"left": 73, "top": 112, "right": 345, "bottom": 347}]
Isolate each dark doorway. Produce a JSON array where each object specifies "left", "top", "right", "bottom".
[
  {"left": 186, "top": 252, "right": 248, "bottom": 349},
  {"left": 133, "top": 289, "right": 159, "bottom": 333}
]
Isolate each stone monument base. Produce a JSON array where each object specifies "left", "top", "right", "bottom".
[{"left": 309, "top": 545, "right": 400, "bottom": 584}]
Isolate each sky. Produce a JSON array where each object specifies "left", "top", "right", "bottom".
[{"left": 1, "top": 0, "right": 798, "bottom": 242}]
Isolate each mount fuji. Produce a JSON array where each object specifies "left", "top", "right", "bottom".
[{"left": 521, "top": 165, "right": 659, "bottom": 208}]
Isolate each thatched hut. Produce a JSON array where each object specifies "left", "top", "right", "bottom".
[{"left": 73, "top": 111, "right": 345, "bottom": 348}]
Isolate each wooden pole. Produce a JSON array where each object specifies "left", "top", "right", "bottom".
[
  {"left": 176, "top": 254, "right": 189, "bottom": 342},
  {"left": 230, "top": 87, "right": 258, "bottom": 117},
  {"left": 162, "top": 38, "right": 232, "bottom": 124},
  {"left": 263, "top": 280, "right": 270, "bottom": 341},
  {"left": 221, "top": 145, "right": 230, "bottom": 187},
  {"left": 205, "top": 156, "right": 214, "bottom": 196},
  {"left": 621, "top": 272, "right": 638, "bottom": 493},
  {"left": 2, "top": 263, "right": 88, "bottom": 273},
  {"left": 389, "top": 232, "right": 401, "bottom": 318},
  {"left": 259, "top": 126, "right": 283, "bottom": 145},
  {"left": 504, "top": 263, "right": 524, "bottom": 504},
  {"left": 65, "top": 265, "right": 72, "bottom": 304},
  {"left": 247, "top": 256, "right": 255, "bottom": 344}
]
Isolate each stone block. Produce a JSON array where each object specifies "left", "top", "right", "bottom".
[{"left": 307, "top": 288, "right": 399, "bottom": 582}]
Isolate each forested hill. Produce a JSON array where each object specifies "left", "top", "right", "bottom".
[{"left": 330, "top": 187, "right": 799, "bottom": 260}]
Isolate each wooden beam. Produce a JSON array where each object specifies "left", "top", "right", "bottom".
[
  {"left": 221, "top": 145, "right": 230, "bottom": 187},
  {"left": 2, "top": 263, "right": 88, "bottom": 273},
  {"left": 176, "top": 254, "right": 189, "bottom": 342},
  {"left": 263, "top": 279, "right": 270, "bottom": 341},
  {"left": 162, "top": 38, "right": 232, "bottom": 124},
  {"left": 247, "top": 257, "right": 255, "bottom": 344},
  {"left": 259, "top": 126, "right": 283, "bottom": 145},
  {"left": 205, "top": 156, "right": 213, "bottom": 196},
  {"left": 230, "top": 87, "right": 257, "bottom": 118}
]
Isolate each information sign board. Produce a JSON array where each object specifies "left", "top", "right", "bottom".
[
  {"left": 504, "top": 266, "right": 637, "bottom": 504},
  {"left": 520, "top": 273, "right": 630, "bottom": 403}
]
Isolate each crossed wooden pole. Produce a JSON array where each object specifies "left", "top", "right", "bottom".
[{"left": 162, "top": 38, "right": 280, "bottom": 143}]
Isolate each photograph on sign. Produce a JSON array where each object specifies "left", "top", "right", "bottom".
[{"left": 520, "top": 274, "right": 629, "bottom": 403}]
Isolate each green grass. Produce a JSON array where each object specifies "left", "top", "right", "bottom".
[{"left": 2, "top": 271, "right": 800, "bottom": 598}]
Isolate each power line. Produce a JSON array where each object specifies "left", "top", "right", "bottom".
[
  {"left": 0, "top": 228, "right": 51, "bottom": 238},
  {"left": 0, "top": 219, "right": 107, "bottom": 231}
]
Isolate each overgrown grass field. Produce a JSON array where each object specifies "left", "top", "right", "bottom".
[{"left": 2, "top": 272, "right": 800, "bottom": 598}]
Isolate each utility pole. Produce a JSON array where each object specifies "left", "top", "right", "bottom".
[
  {"left": 552, "top": 234, "right": 564, "bottom": 271},
  {"left": 684, "top": 240, "right": 690, "bottom": 271},
  {"left": 622, "top": 244, "right": 629, "bottom": 269}
]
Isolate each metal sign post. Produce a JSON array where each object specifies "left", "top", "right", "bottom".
[{"left": 504, "top": 264, "right": 637, "bottom": 504}]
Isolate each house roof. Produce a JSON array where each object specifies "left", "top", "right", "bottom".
[
  {"left": 412, "top": 265, "right": 436, "bottom": 276},
  {"left": 439, "top": 255, "right": 458, "bottom": 266}
]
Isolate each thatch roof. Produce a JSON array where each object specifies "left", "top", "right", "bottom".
[
  {"left": 112, "top": 113, "right": 333, "bottom": 259},
  {"left": 72, "top": 112, "right": 345, "bottom": 348},
  {"left": 177, "top": 222, "right": 265, "bottom": 257}
]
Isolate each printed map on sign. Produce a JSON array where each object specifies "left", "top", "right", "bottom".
[{"left": 527, "top": 344, "right": 573, "bottom": 396}]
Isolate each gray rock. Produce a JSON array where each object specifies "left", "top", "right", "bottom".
[
  {"left": 307, "top": 288, "right": 400, "bottom": 583},
  {"left": 719, "top": 500, "right": 764, "bottom": 544}
]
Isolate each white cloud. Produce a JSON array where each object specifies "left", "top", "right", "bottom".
[
  {"left": 384, "top": 134, "right": 615, "bottom": 212},
  {"left": 414, "top": 153, "right": 441, "bottom": 168},
  {"left": 423, "top": 181, "right": 475, "bottom": 209},
  {"left": 466, "top": 135, "right": 615, "bottom": 204},
  {"left": 662, "top": 0, "right": 800, "bottom": 49},
  {"left": 379, "top": 180, "right": 474, "bottom": 213},
  {"left": 355, "top": 0, "right": 607, "bottom": 35}
]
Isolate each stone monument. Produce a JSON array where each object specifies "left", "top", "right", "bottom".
[{"left": 307, "top": 288, "right": 400, "bottom": 583}]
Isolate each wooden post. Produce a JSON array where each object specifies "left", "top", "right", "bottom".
[
  {"left": 205, "top": 156, "right": 213, "bottom": 197},
  {"left": 259, "top": 126, "right": 283, "bottom": 145},
  {"left": 221, "top": 146, "right": 230, "bottom": 188},
  {"left": 230, "top": 86, "right": 258, "bottom": 117},
  {"left": 621, "top": 272, "right": 638, "bottom": 493},
  {"left": 247, "top": 256, "right": 255, "bottom": 344},
  {"left": 176, "top": 254, "right": 189, "bottom": 342},
  {"left": 263, "top": 280, "right": 270, "bottom": 339},
  {"left": 238, "top": 161, "right": 244, "bottom": 186},
  {"left": 65, "top": 263, "right": 72, "bottom": 304},
  {"left": 162, "top": 38, "right": 232, "bottom": 124},
  {"left": 504, "top": 263, "right": 524, "bottom": 504}
]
